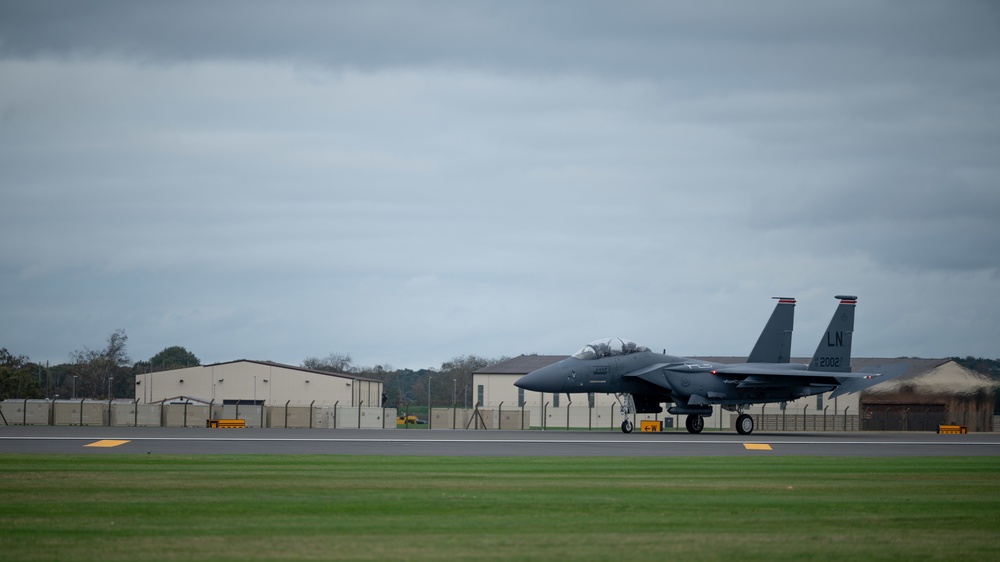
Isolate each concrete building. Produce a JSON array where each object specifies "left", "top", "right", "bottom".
[
  {"left": 136, "top": 360, "right": 384, "bottom": 408},
  {"left": 473, "top": 355, "right": 997, "bottom": 431}
]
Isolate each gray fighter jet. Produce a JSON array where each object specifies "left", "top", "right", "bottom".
[{"left": 515, "top": 296, "right": 880, "bottom": 435}]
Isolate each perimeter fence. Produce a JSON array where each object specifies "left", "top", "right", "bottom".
[
  {"left": 0, "top": 399, "right": 394, "bottom": 429},
  {"left": 6, "top": 399, "right": 991, "bottom": 431}
]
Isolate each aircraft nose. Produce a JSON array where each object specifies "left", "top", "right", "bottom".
[{"left": 515, "top": 364, "right": 567, "bottom": 393}]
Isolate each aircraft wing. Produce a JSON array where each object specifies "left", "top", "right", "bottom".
[
  {"left": 828, "top": 375, "right": 885, "bottom": 398},
  {"left": 828, "top": 363, "right": 907, "bottom": 398},
  {"left": 706, "top": 363, "right": 881, "bottom": 391},
  {"left": 621, "top": 363, "right": 676, "bottom": 390},
  {"left": 624, "top": 361, "right": 882, "bottom": 393}
]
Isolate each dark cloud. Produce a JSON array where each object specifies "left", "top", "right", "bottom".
[{"left": 4, "top": 2, "right": 998, "bottom": 77}]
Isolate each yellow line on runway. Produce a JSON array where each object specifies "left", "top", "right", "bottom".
[
  {"left": 743, "top": 443, "right": 772, "bottom": 451},
  {"left": 84, "top": 440, "right": 130, "bottom": 448}
]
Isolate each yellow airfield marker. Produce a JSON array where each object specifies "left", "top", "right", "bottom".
[
  {"left": 743, "top": 443, "right": 773, "bottom": 451},
  {"left": 84, "top": 440, "right": 130, "bottom": 448}
]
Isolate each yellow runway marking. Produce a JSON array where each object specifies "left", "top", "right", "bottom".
[
  {"left": 85, "top": 440, "right": 130, "bottom": 448},
  {"left": 743, "top": 443, "right": 772, "bottom": 451}
]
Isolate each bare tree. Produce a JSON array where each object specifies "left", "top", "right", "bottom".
[
  {"left": 302, "top": 352, "right": 354, "bottom": 373},
  {"left": 437, "top": 355, "right": 506, "bottom": 407},
  {"left": 71, "top": 329, "right": 131, "bottom": 399}
]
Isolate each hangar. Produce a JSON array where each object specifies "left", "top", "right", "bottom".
[
  {"left": 136, "top": 359, "right": 384, "bottom": 409},
  {"left": 857, "top": 358, "right": 998, "bottom": 432},
  {"left": 3, "top": 360, "right": 388, "bottom": 428},
  {"left": 473, "top": 356, "right": 998, "bottom": 431}
]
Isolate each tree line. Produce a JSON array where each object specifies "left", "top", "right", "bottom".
[
  {"left": 0, "top": 330, "right": 507, "bottom": 409},
  {"left": 10, "top": 331, "right": 995, "bottom": 408}
]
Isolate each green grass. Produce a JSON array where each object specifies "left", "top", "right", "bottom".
[{"left": 2, "top": 455, "right": 999, "bottom": 561}]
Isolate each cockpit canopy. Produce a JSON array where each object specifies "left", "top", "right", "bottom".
[{"left": 571, "top": 338, "right": 649, "bottom": 360}]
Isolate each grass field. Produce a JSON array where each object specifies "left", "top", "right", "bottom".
[{"left": 2, "top": 455, "right": 998, "bottom": 561}]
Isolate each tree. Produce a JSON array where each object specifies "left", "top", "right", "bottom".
[
  {"left": 302, "top": 353, "right": 354, "bottom": 373},
  {"left": 0, "top": 348, "right": 43, "bottom": 400},
  {"left": 71, "top": 329, "right": 132, "bottom": 399},
  {"left": 147, "top": 346, "right": 201, "bottom": 371},
  {"left": 437, "top": 355, "right": 507, "bottom": 407}
]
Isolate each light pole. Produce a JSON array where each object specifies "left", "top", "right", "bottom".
[
  {"left": 453, "top": 378, "right": 457, "bottom": 407},
  {"left": 108, "top": 377, "right": 113, "bottom": 400},
  {"left": 427, "top": 376, "right": 432, "bottom": 419},
  {"left": 72, "top": 375, "right": 78, "bottom": 400}
]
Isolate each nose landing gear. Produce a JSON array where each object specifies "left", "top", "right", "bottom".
[{"left": 617, "top": 394, "right": 636, "bottom": 434}]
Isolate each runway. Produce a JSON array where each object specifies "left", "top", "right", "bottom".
[{"left": 2, "top": 426, "right": 1000, "bottom": 456}]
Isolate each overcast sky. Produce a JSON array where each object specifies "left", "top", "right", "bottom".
[{"left": 2, "top": 1, "right": 998, "bottom": 370}]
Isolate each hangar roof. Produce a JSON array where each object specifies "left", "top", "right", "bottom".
[
  {"left": 473, "top": 355, "right": 567, "bottom": 375},
  {"left": 204, "top": 359, "right": 381, "bottom": 383}
]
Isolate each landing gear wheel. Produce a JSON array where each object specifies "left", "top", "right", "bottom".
[
  {"left": 736, "top": 413, "right": 754, "bottom": 435},
  {"left": 685, "top": 414, "right": 704, "bottom": 434},
  {"left": 621, "top": 419, "right": 634, "bottom": 434}
]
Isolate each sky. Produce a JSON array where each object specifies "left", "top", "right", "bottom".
[{"left": 2, "top": 1, "right": 999, "bottom": 370}]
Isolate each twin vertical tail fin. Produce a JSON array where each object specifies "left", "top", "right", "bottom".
[
  {"left": 808, "top": 295, "right": 856, "bottom": 373},
  {"left": 747, "top": 297, "right": 795, "bottom": 363}
]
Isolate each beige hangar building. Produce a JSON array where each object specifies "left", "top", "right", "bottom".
[{"left": 135, "top": 360, "right": 384, "bottom": 409}]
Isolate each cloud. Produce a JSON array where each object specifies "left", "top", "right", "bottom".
[{"left": 1, "top": 2, "right": 998, "bottom": 368}]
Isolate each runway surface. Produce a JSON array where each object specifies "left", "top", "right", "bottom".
[{"left": 2, "top": 426, "right": 1000, "bottom": 456}]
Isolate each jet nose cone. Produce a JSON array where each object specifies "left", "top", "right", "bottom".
[{"left": 515, "top": 364, "right": 567, "bottom": 393}]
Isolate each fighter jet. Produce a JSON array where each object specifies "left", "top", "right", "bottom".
[{"left": 514, "top": 296, "right": 880, "bottom": 435}]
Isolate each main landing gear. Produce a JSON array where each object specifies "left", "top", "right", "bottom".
[
  {"left": 685, "top": 414, "right": 705, "bottom": 434},
  {"left": 736, "top": 413, "right": 755, "bottom": 435}
]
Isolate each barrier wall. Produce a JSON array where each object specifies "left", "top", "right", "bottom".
[
  {"left": 271, "top": 405, "right": 313, "bottom": 428},
  {"left": 0, "top": 399, "right": 917, "bottom": 432},
  {"left": 498, "top": 409, "right": 529, "bottom": 430},
  {"left": 1, "top": 400, "right": 51, "bottom": 425},
  {"left": 110, "top": 403, "right": 162, "bottom": 427},
  {"left": 324, "top": 407, "right": 388, "bottom": 429}
]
